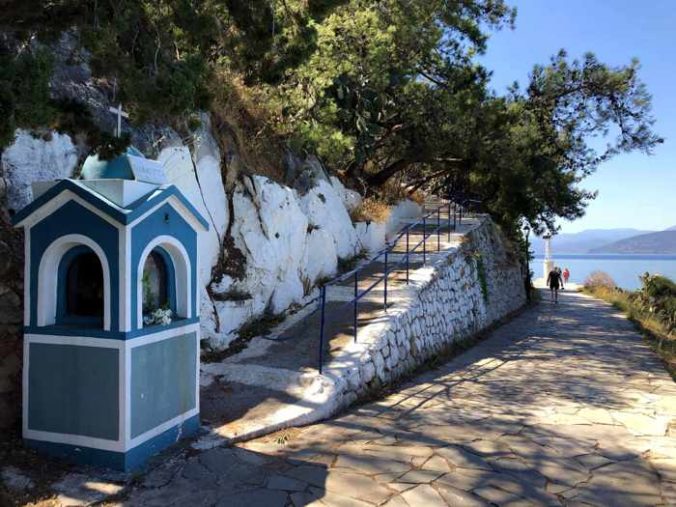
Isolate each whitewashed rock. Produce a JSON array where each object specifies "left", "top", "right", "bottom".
[
  {"left": 361, "top": 362, "right": 376, "bottom": 383},
  {"left": 297, "top": 179, "right": 359, "bottom": 259},
  {"left": 230, "top": 176, "right": 308, "bottom": 315},
  {"left": 2, "top": 130, "right": 78, "bottom": 212},
  {"left": 386, "top": 199, "right": 423, "bottom": 239},
  {"left": 301, "top": 227, "right": 338, "bottom": 284},
  {"left": 330, "top": 176, "right": 362, "bottom": 212},
  {"left": 161, "top": 145, "right": 227, "bottom": 292},
  {"left": 347, "top": 371, "right": 361, "bottom": 391},
  {"left": 354, "top": 221, "right": 387, "bottom": 254}
]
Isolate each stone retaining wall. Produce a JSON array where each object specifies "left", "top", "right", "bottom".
[{"left": 327, "top": 217, "right": 526, "bottom": 404}]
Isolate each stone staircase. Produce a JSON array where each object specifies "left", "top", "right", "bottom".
[{"left": 195, "top": 204, "right": 482, "bottom": 448}]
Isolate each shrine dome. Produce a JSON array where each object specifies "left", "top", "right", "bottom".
[{"left": 80, "top": 145, "right": 146, "bottom": 181}]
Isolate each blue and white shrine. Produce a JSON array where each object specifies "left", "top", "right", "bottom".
[{"left": 12, "top": 146, "right": 209, "bottom": 471}]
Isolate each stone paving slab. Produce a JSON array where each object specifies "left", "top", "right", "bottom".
[{"left": 92, "top": 289, "right": 675, "bottom": 506}]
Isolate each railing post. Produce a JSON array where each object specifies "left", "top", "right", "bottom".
[
  {"left": 448, "top": 201, "right": 452, "bottom": 241},
  {"left": 405, "top": 227, "right": 410, "bottom": 283},
  {"left": 437, "top": 207, "right": 441, "bottom": 251},
  {"left": 453, "top": 202, "right": 457, "bottom": 231},
  {"left": 318, "top": 285, "right": 326, "bottom": 374},
  {"left": 384, "top": 250, "right": 388, "bottom": 310},
  {"left": 422, "top": 214, "right": 427, "bottom": 265},
  {"left": 353, "top": 271, "right": 358, "bottom": 343}
]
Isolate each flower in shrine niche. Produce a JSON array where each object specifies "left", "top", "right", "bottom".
[{"left": 143, "top": 308, "right": 173, "bottom": 327}]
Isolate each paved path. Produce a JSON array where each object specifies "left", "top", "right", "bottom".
[{"left": 118, "top": 290, "right": 676, "bottom": 506}]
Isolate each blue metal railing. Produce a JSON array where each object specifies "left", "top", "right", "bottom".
[{"left": 315, "top": 198, "right": 470, "bottom": 373}]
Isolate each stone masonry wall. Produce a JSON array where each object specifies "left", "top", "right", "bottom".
[{"left": 327, "top": 217, "right": 526, "bottom": 405}]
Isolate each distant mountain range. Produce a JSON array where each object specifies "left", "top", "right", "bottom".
[
  {"left": 532, "top": 226, "right": 676, "bottom": 255},
  {"left": 589, "top": 230, "right": 676, "bottom": 254}
]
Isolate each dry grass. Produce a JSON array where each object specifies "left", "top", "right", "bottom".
[
  {"left": 209, "top": 67, "right": 287, "bottom": 184},
  {"left": 408, "top": 189, "right": 425, "bottom": 205},
  {"left": 584, "top": 270, "right": 617, "bottom": 289},
  {"left": 379, "top": 180, "right": 425, "bottom": 205},
  {"left": 350, "top": 198, "right": 391, "bottom": 223}
]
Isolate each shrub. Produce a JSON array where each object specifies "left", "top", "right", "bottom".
[
  {"left": 379, "top": 180, "right": 425, "bottom": 206},
  {"left": 636, "top": 273, "right": 676, "bottom": 335},
  {"left": 408, "top": 190, "right": 425, "bottom": 206},
  {"left": 584, "top": 270, "right": 616, "bottom": 289},
  {"left": 350, "top": 198, "right": 390, "bottom": 224}
]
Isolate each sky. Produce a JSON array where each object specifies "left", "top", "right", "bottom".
[{"left": 478, "top": 0, "right": 676, "bottom": 234}]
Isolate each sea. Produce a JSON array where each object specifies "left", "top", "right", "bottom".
[{"left": 533, "top": 254, "right": 676, "bottom": 290}]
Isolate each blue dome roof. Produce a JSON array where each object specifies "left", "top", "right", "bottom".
[{"left": 80, "top": 146, "right": 146, "bottom": 180}]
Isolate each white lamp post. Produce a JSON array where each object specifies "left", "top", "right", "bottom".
[{"left": 543, "top": 233, "right": 554, "bottom": 278}]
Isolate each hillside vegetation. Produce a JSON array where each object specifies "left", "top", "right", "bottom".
[{"left": 0, "top": 0, "right": 663, "bottom": 238}]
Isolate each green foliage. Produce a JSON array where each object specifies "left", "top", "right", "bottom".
[
  {"left": 273, "top": 0, "right": 514, "bottom": 174},
  {"left": 585, "top": 273, "right": 675, "bottom": 338},
  {"left": 0, "top": 0, "right": 663, "bottom": 243},
  {"left": 337, "top": 249, "right": 368, "bottom": 273},
  {"left": 635, "top": 273, "right": 676, "bottom": 335},
  {"left": 0, "top": 49, "right": 56, "bottom": 147},
  {"left": 467, "top": 251, "right": 489, "bottom": 302}
]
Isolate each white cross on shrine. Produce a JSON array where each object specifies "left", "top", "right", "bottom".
[{"left": 108, "top": 103, "right": 129, "bottom": 137}]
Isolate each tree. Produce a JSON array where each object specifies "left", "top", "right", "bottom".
[
  {"left": 271, "top": 0, "right": 515, "bottom": 173},
  {"left": 267, "top": 2, "right": 660, "bottom": 235},
  {"left": 0, "top": 1, "right": 662, "bottom": 239},
  {"left": 467, "top": 51, "right": 662, "bottom": 234}
]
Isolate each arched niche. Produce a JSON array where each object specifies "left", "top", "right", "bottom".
[
  {"left": 37, "top": 234, "right": 112, "bottom": 330},
  {"left": 57, "top": 245, "right": 104, "bottom": 326},
  {"left": 137, "top": 236, "right": 191, "bottom": 328}
]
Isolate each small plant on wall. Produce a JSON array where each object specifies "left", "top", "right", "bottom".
[{"left": 466, "top": 250, "right": 489, "bottom": 303}]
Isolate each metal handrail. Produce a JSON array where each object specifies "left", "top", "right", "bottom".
[{"left": 315, "top": 197, "right": 474, "bottom": 373}]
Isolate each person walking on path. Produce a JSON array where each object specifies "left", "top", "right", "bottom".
[
  {"left": 556, "top": 266, "right": 565, "bottom": 290},
  {"left": 563, "top": 267, "right": 570, "bottom": 285},
  {"left": 547, "top": 267, "right": 563, "bottom": 303}
]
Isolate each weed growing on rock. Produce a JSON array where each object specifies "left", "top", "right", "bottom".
[
  {"left": 465, "top": 250, "right": 489, "bottom": 303},
  {"left": 337, "top": 249, "right": 368, "bottom": 274}
]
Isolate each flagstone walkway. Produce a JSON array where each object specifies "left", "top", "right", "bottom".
[{"left": 116, "top": 289, "right": 676, "bottom": 506}]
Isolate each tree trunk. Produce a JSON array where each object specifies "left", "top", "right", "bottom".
[{"left": 366, "top": 158, "right": 412, "bottom": 188}]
